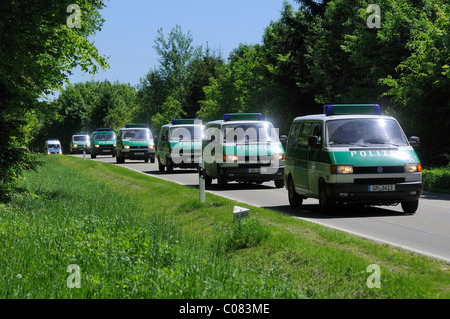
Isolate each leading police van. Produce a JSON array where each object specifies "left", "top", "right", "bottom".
[
  {"left": 284, "top": 104, "right": 423, "bottom": 215},
  {"left": 116, "top": 124, "right": 155, "bottom": 163},
  {"left": 202, "top": 113, "right": 285, "bottom": 188},
  {"left": 157, "top": 119, "right": 204, "bottom": 172}
]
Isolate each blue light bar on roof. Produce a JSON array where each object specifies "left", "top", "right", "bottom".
[
  {"left": 171, "top": 119, "right": 201, "bottom": 125},
  {"left": 223, "top": 113, "right": 263, "bottom": 121},
  {"left": 125, "top": 123, "right": 146, "bottom": 128},
  {"left": 324, "top": 104, "right": 381, "bottom": 116}
]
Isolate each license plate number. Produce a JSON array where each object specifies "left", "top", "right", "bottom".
[
  {"left": 135, "top": 152, "right": 144, "bottom": 155},
  {"left": 247, "top": 167, "right": 268, "bottom": 173},
  {"left": 368, "top": 185, "right": 396, "bottom": 192},
  {"left": 102, "top": 150, "right": 109, "bottom": 152}
]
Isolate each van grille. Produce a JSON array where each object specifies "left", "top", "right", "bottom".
[{"left": 353, "top": 166, "right": 404, "bottom": 174}]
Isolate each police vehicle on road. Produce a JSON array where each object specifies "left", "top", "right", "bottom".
[
  {"left": 202, "top": 113, "right": 285, "bottom": 188},
  {"left": 90, "top": 128, "right": 116, "bottom": 158},
  {"left": 45, "top": 139, "right": 62, "bottom": 155},
  {"left": 157, "top": 119, "right": 204, "bottom": 172},
  {"left": 116, "top": 123, "right": 155, "bottom": 163},
  {"left": 70, "top": 132, "right": 90, "bottom": 154},
  {"left": 284, "top": 104, "right": 423, "bottom": 215}
]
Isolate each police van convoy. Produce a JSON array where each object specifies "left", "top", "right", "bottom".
[
  {"left": 90, "top": 128, "right": 117, "bottom": 159},
  {"left": 116, "top": 124, "right": 155, "bottom": 163},
  {"left": 45, "top": 139, "right": 62, "bottom": 155},
  {"left": 70, "top": 132, "right": 90, "bottom": 154},
  {"left": 284, "top": 104, "right": 423, "bottom": 215},
  {"left": 202, "top": 113, "right": 285, "bottom": 189},
  {"left": 157, "top": 119, "right": 205, "bottom": 172}
]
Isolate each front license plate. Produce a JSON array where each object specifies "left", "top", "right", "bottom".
[
  {"left": 248, "top": 168, "right": 260, "bottom": 173},
  {"left": 368, "top": 185, "right": 396, "bottom": 192},
  {"left": 102, "top": 149, "right": 109, "bottom": 152},
  {"left": 135, "top": 152, "right": 144, "bottom": 155}
]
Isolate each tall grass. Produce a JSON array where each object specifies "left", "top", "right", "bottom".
[
  {"left": 1, "top": 155, "right": 449, "bottom": 299},
  {"left": 0, "top": 156, "right": 300, "bottom": 298}
]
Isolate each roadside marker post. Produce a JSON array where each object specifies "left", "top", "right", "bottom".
[
  {"left": 198, "top": 156, "right": 205, "bottom": 202},
  {"left": 233, "top": 206, "right": 250, "bottom": 221}
]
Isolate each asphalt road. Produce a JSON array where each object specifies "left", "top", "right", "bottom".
[{"left": 72, "top": 154, "right": 450, "bottom": 263}]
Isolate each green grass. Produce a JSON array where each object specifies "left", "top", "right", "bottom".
[{"left": 1, "top": 155, "right": 449, "bottom": 299}]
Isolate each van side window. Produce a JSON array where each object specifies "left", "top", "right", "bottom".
[
  {"left": 313, "top": 123, "right": 323, "bottom": 144},
  {"left": 287, "top": 123, "right": 301, "bottom": 147},
  {"left": 297, "top": 122, "right": 313, "bottom": 148}
]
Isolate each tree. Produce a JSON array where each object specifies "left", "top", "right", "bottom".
[
  {"left": 0, "top": 0, "right": 109, "bottom": 201},
  {"left": 153, "top": 25, "right": 202, "bottom": 105}
]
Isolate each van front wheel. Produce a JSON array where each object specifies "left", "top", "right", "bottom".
[
  {"left": 288, "top": 178, "right": 303, "bottom": 207},
  {"left": 401, "top": 200, "right": 418, "bottom": 215},
  {"left": 319, "top": 182, "right": 334, "bottom": 214}
]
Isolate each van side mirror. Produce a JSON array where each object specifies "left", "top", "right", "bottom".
[
  {"left": 308, "top": 136, "right": 320, "bottom": 149},
  {"left": 280, "top": 135, "right": 287, "bottom": 143},
  {"left": 409, "top": 136, "right": 420, "bottom": 147}
]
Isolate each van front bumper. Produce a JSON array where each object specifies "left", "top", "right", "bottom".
[
  {"left": 221, "top": 166, "right": 284, "bottom": 182},
  {"left": 325, "top": 181, "right": 423, "bottom": 204},
  {"left": 123, "top": 149, "right": 155, "bottom": 160}
]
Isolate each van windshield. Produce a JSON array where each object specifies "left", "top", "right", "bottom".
[
  {"left": 170, "top": 126, "right": 204, "bottom": 141},
  {"left": 326, "top": 118, "right": 409, "bottom": 147},
  {"left": 73, "top": 136, "right": 88, "bottom": 142},
  {"left": 223, "top": 123, "right": 278, "bottom": 143},
  {"left": 47, "top": 144, "right": 60, "bottom": 149},
  {"left": 93, "top": 132, "right": 116, "bottom": 140},
  {"left": 122, "top": 129, "right": 152, "bottom": 140}
]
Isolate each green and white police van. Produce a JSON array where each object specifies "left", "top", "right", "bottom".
[
  {"left": 70, "top": 132, "right": 90, "bottom": 154},
  {"left": 202, "top": 113, "right": 285, "bottom": 188},
  {"left": 284, "top": 104, "right": 423, "bottom": 215},
  {"left": 157, "top": 119, "right": 204, "bottom": 172},
  {"left": 116, "top": 123, "right": 155, "bottom": 163},
  {"left": 90, "top": 128, "right": 116, "bottom": 159}
]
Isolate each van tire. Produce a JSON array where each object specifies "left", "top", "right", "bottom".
[
  {"left": 217, "top": 165, "right": 228, "bottom": 188},
  {"left": 319, "top": 181, "right": 334, "bottom": 214},
  {"left": 158, "top": 157, "right": 165, "bottom": 172},
  {"left": 166, "top": 157, "right": 174, "bottom": 173},
  {"left": 401, "top": 200, "right": 418, "bottom": 215},
  {"left": 274, "top": 179, "right": 285, "bottom": 188},
  {"left": 288, "top": 177, "right": 303, "bottom": 207}
]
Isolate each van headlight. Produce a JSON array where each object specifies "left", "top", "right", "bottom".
[
  {"left": 123, "top": 145, "right": 130, "bottom": 149},
  {"left": 405, "top": 163, "right": 422, "bottom": 173},
  {"left": 330, "top": 165, "right": 354, "bottom": 174},
  {"left": 223, "top": 155, "right": 239, "bottom": 162},
  {"left": 273, "top": 154, "right": 285, "bottom": 160},
  {"left": 95, "top": 144, "right": 99, "bottom": 148}
]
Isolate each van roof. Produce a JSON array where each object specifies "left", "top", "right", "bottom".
[{"left": 292, "top": 114, "right": 395, "bottom": 122}]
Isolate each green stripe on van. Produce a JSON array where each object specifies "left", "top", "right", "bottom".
[{"left": 331, "top": 149, "right": 420, "bottom": 166}]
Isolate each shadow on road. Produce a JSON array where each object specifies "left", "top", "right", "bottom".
[{"left": 263, "top": 203, "right": 406, "bottom": 219}]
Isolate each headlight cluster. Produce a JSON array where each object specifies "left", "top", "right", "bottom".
[
  {"left": 330, "top": 165, "right": 354, "bottom": 174},
  {"left": 405, "top": 163, "right": 422, "bottom": 173}
]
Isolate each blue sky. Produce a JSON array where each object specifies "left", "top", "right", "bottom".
[{"left": 69, "top": 0, "right": 297, "bottom": 88}]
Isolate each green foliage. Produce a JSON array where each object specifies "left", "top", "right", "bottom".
[
  {"left": 216, "top": 218, "right": 271, "bottom": 253},
  {"left": 29, "top": 81, "right": 137, "bottom": 153},
  {"left": 422, "top": 167, "right": 450, "bottom": 193},
  {"left": 0, "top": 0, "right": 109, "bottom": 201}
]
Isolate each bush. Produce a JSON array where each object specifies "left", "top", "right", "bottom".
[{"left": 422, "top": 167, "right": 450, "bottom": 193}]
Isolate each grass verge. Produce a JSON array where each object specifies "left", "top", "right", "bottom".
[{"left": 0, "top": 155, "right": 448, "bottom": 299}]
